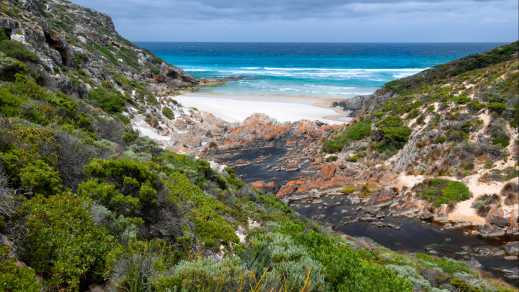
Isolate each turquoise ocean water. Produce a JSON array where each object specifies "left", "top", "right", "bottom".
[{"left": 138, "top": 43, "right": 502, "bottom": 99}]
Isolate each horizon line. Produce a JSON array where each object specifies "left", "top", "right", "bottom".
[{"left": 133, "top": 41, "right": 511, "bottom": 44}]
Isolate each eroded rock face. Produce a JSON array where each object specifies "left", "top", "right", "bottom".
[{"left": 0, "top": 0, "right": 197, "bottom": 98}]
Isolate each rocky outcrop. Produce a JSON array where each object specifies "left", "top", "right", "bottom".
[{"left": 0, "top": 0, "right": 197, "bottom": 99}]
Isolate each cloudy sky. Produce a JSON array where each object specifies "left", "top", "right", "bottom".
[{"left": 71, "top": 0, "right": 518, "bottom": 42}]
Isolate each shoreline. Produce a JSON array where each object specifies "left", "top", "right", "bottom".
[{"left": 174, "top": 91, "right": 353, "bottom": 124}]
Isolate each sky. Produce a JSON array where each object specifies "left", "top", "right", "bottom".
[{"left": 71, "top": 0, "right": 518, "bottom": 42}]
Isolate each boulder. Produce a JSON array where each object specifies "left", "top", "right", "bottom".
[
  {"left": 320, "top": 163, "right": 337, "bottom": 179},
  {"left": 277, "top": 180, "right": 305, "bottom": 198},
  {"left": 504, "top": 241, "right": 519, "bottom": 256},
  {"left": 251, "top": 181, "right": 276, "bottom": 192}
]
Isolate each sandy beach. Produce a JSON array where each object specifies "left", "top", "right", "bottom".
[{"left": 174, "top": 92, "right": 350, "bottom": 124}]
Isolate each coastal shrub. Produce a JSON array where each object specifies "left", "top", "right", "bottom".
[
  {"left": 342, "top": 185, "right": 357, "bottom": 194},
  {"left": 416, "top": 253, "right": 472, "bottom": 275},
  {"left": 0, "top": 29, "right": 8, "bottom": 41},
  {"left": 501, "top": 182, "right": 518, "bottom": 206},
  {"left": 153, "top": 257, "right": 255, "bottom": 291},
  {"left": 471, "top": 194, "right": 500, "bottom": 216},
  {"left": 166, "top": 171, "right": 238, "bottom": 248},
  {"left": 19, "top": 193, "right": 118, "bottom": 289},
  {"left": 488, "top": 124, "right": 510, "bottom": 148},
  {"left": 0, "top": 54, "right": 29, "bottom": 81},
  {"left": 82, "top": 159, "right": 160, "bottom": 217},
  {"left": 158, "top": 151, "right": 220, "bottom": 189},
  {"left": 414, "top": 178, "right": 471, "bottom": 207},
  {"left": 162, "top": 107, "right": 175, "bottom": 120},
  {"left": 123, "top": 128, "right": 139, "bottom": 144},
  {"left": 325, "top": 155, "right": 338, "bottom": 162},
  {"left": 242, "top": 232, "right": 325, "bottom": 291},
  {"left": 88, "top": 86, "right": 127, "bottom": 113},
  {"left": 0, "top": 246, "right": 41, "bottom": 292},
  {"left": 108, "top": 240, "right": 179, "bottom": 291},
  {"left": 291, "top": 229, "right": 412, "bottom": 292},
  {"left": 451, "top": 94, "right": 471, "bottom": 104},
  {"left": 0, "top": 79, "right": 26, "bottom": 116},
  {"left": 0, "top": 40, "right": 38, "bottom": 62},
  {"left": 467, "top": 100, "right": 485, "bottom": 112},
  {"left": 487, "top": 101, "right": 506, "bottom": 113},
  {"left": 323, "top": 120, "right": 371, "bottom": 153},
  {"left": 19, "top": 160, "right": 62, "bottom": 196},
  {"left": 373, "top": 116, "right": 412, "bottom": 154},
  {"left": 0, "top": 144, "right": 59, "bottom": 188},
  {"left": 0, "top": 74, "right": 80, "bottom": 126},
  {"left": 78, "top": 179, "right": 140, "bottom": 216}
]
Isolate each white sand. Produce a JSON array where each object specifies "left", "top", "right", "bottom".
[{"left": 174, "top": 93, "right": 349, "bottom": 124}]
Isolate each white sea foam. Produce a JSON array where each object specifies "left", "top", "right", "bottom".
[{"left": 184, "top": 66, "right": 426, "bottom": 80}]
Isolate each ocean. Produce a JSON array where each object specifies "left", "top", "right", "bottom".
[{"left": 138, "top": 42, "right": 502, "bottom": 99}]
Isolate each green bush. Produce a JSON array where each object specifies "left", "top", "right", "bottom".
[
  {"left": 450, "top": 95, "right": 471, "bottom": 104},
  {"left": 415, "top": 178, "right": 471, "bottom": 207},
  {"left": 0, "top": 74, "right": 80, "bottom": 125},
  {"left": 162, "top": 107, "right": 175, "bottom": 120},
  {"left": 243, "top": 232, "right": 325, "bottom": 291},
  {"left": 0, "top": 80, "right": 26, "bottom": 116},
  {"left": 123, "top": 129, "right": 139, "bottom": 144},
  {"left": 467, "top": 100, "right": 485, "bottom": 112},
  {"left": 153, "top": 257, "right": 254, "bottom": 292},
  {"left": 20, "top": 159, "right": 62, "bottom": 196},
  {"left": 19, "top": 193, "right": 118, "bottom": 289},
  {"left": 0, "top": 54, "right": 29, "bottom": 81},
  {"left": 0, "top": 148, "right": 52, "bottom": 188},
  {"left": 108, "top": 240, "right": 179, "bottom": 292},
  {"left": 373, "top": 116, "right": 412, "bottom": 154},
  {"left": 416, "top": 253, "right": 472, "bottom": 275},
  {"left": 471, "top": 194, "right": 499, "bottom": 216},
  {"left": 0, "top": 246, "right": 41, "bottom": 292},
  {"left": 292, "top": 229, "right": 412, "bottom": 291},
  {"left": 0, "top": 40, "right": 38, "bottom": 62},
  {"left": 78, "top": 179, "right": 140, "bottom": 216},
  {"left": 167, "top": 172, "right": 238, "bottom": 248},
  {"left": 487, "top": 101, "right": 507, "bottom": 113},
  {"left": 323, "top": 120, "right": 371, "bottom": 153},
  {"left": 158, "top": 151, "right": 222, "bottom": 189},
  {"left": 82, "top": 159, "right": 160, "bottom": 216},
  {"left": 88, "top": 86, "right": 127, "bottom": 113},
  {"left": 0, "top": 29, "right": 8, "bottom": 41},
  {"left": 489, "top": 127, "right": 510, "bottom": 148}
]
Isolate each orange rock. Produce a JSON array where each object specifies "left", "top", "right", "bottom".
[
  {"left": 251, "top": 181, "right": 276, "bottom": 192},
  {"left": 277, "top": 180, "right": 305, "bottom": 198},
  {"left": 320, "top": 163, "right": 337, "bottom": 179}
]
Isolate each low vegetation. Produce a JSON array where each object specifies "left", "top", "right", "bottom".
[
  {"left": 414, "top": 178, "right": 472, "bottom": 207},
  {"left": 373, "top": 116, "right": 412, "bottom": 154},
  {"left": 87, "top": 85, "right": 127, "bottom": 113},
  {"left": 323, "top": 120, "right": 371, "bottom": 153}
]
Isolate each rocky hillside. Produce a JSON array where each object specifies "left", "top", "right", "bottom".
[
  {"left": 280, "top": 42, "right": 518, "bottom": 239},
  {"left": 1, "top": 0, "right": 196, "bottom": 94},
  {"left": 3, "top": 0, "right": 516, "bottom": 291}
]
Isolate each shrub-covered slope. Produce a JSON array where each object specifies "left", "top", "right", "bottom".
[{"left": 325, "top": 42, "right": 518, "bottom": 230}]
